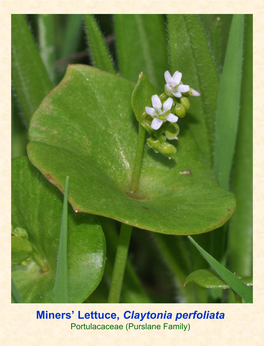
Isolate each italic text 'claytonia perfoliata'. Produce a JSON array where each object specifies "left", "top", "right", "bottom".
[{"left": 145, "top": 95, "right": 178, "bottom": 130}]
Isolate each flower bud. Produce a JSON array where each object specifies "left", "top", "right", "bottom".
[
  {"left": 159, "top": 93, "right": 169, "bottom": 103},
  {"left": 180, "top": 96, "right": 190, "bottom": 110},
  {"left": 147, "top": 135, "right": 165, "bottom": 152},
  {"left": 158, "top": 142, "right": 177, "bottom": 158},
  {"left": 141, "top": 119, "right": 153, "bottom": 135},
  {"left": 12, "top": 227, "right": 29, "bottom": 239},
  {"left": 164, "top": 123, "right": 180, "bottom": 140},
  {"left": 174, "top": 103, "right": 186, "bottom": 118},
  {"left": 189, "top": 88, "right": 200, "bottom": 97}
]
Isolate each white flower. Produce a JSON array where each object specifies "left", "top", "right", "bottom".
[
  {"left": 164, "top": 71, "right": 190, "bottom": 98},
  {"left": 145, "top": 95, "right": 178, "bottom": 130}
]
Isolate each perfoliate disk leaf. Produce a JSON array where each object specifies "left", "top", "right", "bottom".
[{"left": 27, "top": 65, "right": 235, "bottom": 236}]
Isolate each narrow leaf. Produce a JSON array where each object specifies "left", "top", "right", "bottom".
[
  {"left": 214, "top": 14, "right": 245, "bottom": 190},
  {"left": 12, "top": 14, "right": 53, "bottom": 123},
  {"left": 37, "top": 14, "right": 57, "bottom": 85},
  {"left": 60, "top": 14, "right": 83, "bottom": 59},
  {"left": 11, "top": 92, "right": 28, "bottom": 158},
  {"left": 188, "top": 236, "right": 252, "bottom": 303},
  {"left": 199, "top": 15, "right": 233, "bottom": 75},
  {"left": 167, "top": 14, "right": 219, "bottom": 164},
  {"left": 84, "top": 14, "right": 115, "bottom": 74},
  {"left": 54, "top": 176, "right": 69, "bottom": 303},
  {"left": 115, "top": 14, "right": 167, "bottom": 90},
  {"left": 228, "top": 14, "right": 253, "bottom": 275}
]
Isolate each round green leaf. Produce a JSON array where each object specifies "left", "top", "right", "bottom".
[
  {"left": 27, "top": 65, "right": 235, "bottom": 236},
  {"left": 12, "top": 157, "right": 106, "bottom": 303},
  {"left": 184, "top": 269, "right": 253, "bottom": 289}
]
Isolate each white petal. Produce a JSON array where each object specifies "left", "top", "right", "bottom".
[
  {"left": 172, "top": 71, "right": 182, "bottom": 85},
  {"left": 151, "top": 118, "right": 163, "bottom": 130},
  {"left": 172, "top": 91, "right": 182, "bottom": 98},
  {"left": 163, "top": 97, "right": 173, "bottom": 112},
  {"left": 177, "top": 84, "right": 190, "bottom": 93},
  {"left": 190, "top": 88, "right": 200, "bottom": 96},
  {"left": 145, "top": 107, "right": 157, "bottom": 117},
  {"left": 164, "top": 71, "right": 171, "bottom": 84},
  {"left": 165, "top": 84, "right": 172, "bottom": 92},
  {"left": 165, "top": 113, "right": 179, "bottom": 123},
  {"left": 151, "top": 94, "right": 162, "bottom": 111}
]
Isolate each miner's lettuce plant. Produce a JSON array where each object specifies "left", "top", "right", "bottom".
[{"left": 11, "top": 14, "right": 253, "bottom": 303}]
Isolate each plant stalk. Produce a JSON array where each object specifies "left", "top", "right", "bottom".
[{"left": 108, "top": 223, "right": 133, "bottom": 303}]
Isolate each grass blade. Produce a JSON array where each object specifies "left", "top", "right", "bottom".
[
  {"left": 214, "top": 14, "right": 245, "bottom": 190},
  {"left": 188, "top": 236, "right": 252, "bottom": 303},
  {"left": 114, "top": 14, "right": 167, "bottom": 90},
  {"left": 37, "top": 14, "right": 57, "bottom": 85},
  {"left": 54, "top": 176, "right": 69, "bottom": 303},
  {"left": 12, "top": 277, "right": 21, "bottom": 303},
  {"left": 84, "top": 14, "right": 115, "bottom": 74},
  {"left": 227, "top": 15, "right": 253, "bottom": 276},
  {"left": 12, "top": 14, "right": 53, "bottom": 124},
  {"left": 167, "top": 14, "right": 219, "bottom": 164}
]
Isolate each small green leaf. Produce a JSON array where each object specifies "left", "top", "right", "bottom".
[
  {"left": 54, "top": 176, "right": 69, "bottom": 303},
  {"left": 27, "top": 65, "right": 235, "bottom": 236},
  {"left": 184, "top": 269, "right": 252, "bottom": 289},
  {"left": 12, "top": 14, "right": 53, "bottom": 123},
  {"left": 214, "top": 14, "right": 245, "bottom": 190},
  {"left": 115, "top": 14, "right": 167, "bottom": 90},
  {"left": 12, "top": 157, "right": 106, "bottom": 303},
  {"left": 188, "top": 236, "right": 252, "bottom": 303},
  {"left": 84, "top": 14, "right": 115, "bottom": 74},
  {"left": 131, "top": 72, "right": 157, "bottom": 123}
]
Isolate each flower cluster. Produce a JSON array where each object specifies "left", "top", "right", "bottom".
[
  {"left": 143, "top": 71, "right": 200, "bottom": 158},
  {"left": 145, "top": 95, "right": 178, "bottom": 130}
]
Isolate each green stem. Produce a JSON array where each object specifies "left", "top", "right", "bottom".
[
  {"left": 234, "top": 291, "right": 243, "bottom": 303},
  {"left": 32, "top": 249, "right": 49, "bottom": 272},
  {"left": 99, "top": 217, "right": 150, "bottom": 303},
  {"left": 108, "top": 224, "right": 133, "bottom": 303},
  {"left": 130, "top": 124, "right": 145, "bottom": 194}
]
